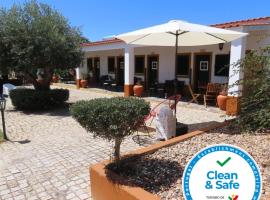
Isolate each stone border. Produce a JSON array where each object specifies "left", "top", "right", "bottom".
[{"left": 90, "top": 121, "right": 228, "bottom": 200}]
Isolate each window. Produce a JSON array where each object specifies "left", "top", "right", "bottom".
[
  {"left": 87, "top": 58, "right": 93, "bottom": 71},
  {"left": 151, "top": 61, "right": 158, "bottom": 70},
  {"left": 135, "top": 56, "right": 145, "bottom": 74},
  {"left": 177, "top": 54, "right": 190, "bottom": 76},
  {"left": 200, "top": 61, "right": 208, "bottom": 71},
  {"left": 120, "top": 61, "right": 124, "bottom": 69},
  {"left": 108, "top": 57, "right": 115, "bottom": 73},
  {"left": 215, "top": 54, "right": 230, "bottom": 76}
]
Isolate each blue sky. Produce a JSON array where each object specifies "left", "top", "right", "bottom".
[{"left": 1, "top": 0, "right": 270, "bottom": 41}]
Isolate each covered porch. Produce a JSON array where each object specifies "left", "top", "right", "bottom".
[{"left": 78, "top": 36, "right": 245, "bottom": 101}]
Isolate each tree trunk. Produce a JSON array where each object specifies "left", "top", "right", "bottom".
[
  {"left": 24, "top": 68, "right": 52, "bottom": 91},
  {"left": 42, "top": 67, "right": 52, "bottom": 90},
  {"left": 114, "top": 137, "right": 122, "bottom": 163},
  {"left": 24, "top": 72, "right": 40, "bottom": 90}
]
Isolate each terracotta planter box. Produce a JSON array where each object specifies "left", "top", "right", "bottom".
[
  {"left": 226, "top": 96, "right": 240, "bottom": 115},
  {"left": 90, "top": 122, "right": 227, "bottom": 200}
]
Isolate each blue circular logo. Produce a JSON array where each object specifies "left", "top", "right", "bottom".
[{"left": 182, "top": 144, "right": 262, "bottom": 200}]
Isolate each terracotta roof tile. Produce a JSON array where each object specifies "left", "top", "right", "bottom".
[
  {"left": 81, "top": 38, "right": 123, "bottom": 47},
  {"left": 82, "top": 17, "right": 270, "bottom": 47},
  {"left": 211, "top": 16, "right": 270, "bottom": 28}
]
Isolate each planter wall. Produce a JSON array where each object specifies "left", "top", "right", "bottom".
[
  {"left": 90, "top": 122, "right": 228, "bottom": 200},
  {"left": 91, "top": 163, "right": 159, "bottom": 200},
  {"left": 226, "top": 96, "right": 240, "bottom": 115},
  {"left": 76, "top": 79, "right": 81, "bottom": 89}
]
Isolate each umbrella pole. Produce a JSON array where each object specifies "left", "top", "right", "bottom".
[{"left": 174, "top": 31, "right": 179, "bottom": 116}]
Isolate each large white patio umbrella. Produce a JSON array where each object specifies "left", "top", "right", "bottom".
[{"left": 115, "top": 20, "right": 248, "bottom": 112}]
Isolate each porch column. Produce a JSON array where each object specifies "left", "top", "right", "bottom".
[
  {"left": 228, "top": 37, "right": 247, "bottom": 96},
  {"left": 227, "top": 36, "right": 247, "bottom": 115},
  {"left": 75, "top": 67, "right": 82, "bottom": 89},
  {"left": 124, "top": 45, "right": 135, "bottom": 97}
]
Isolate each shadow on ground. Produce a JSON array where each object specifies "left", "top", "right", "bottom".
[
  {"left": 188, "top": 120, "right": 223, "bottom": 132},
  {"left": 6, "top": 103, "right": 72, "bottom": 117},
  {"left": 106, "top": 156, "right": 182, "bottom": 193},
  {"left": 10, "top": 139, "right": 31, "bottom": 144}
]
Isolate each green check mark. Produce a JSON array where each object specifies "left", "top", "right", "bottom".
[{"left": 216, "top": 157, "right": 231, "bottom": 167}]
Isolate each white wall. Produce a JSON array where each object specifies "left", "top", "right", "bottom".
[
  {"left": 134, "top": 46, "right": 175, "bottom": 82},
  {"left": 246, "top": 30, "right": 270, "bottom": 50}
]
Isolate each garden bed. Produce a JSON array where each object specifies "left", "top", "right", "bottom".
[{"left": 108, "top": 126, "right": 270, "bottom": 199}]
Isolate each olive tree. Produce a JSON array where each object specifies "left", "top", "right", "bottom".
[
  {"left": 0, "top": 0, "right": 84, "bottom": 90},
  {"left": 70, "top": 97, "right": 150, "bottom": 162}
]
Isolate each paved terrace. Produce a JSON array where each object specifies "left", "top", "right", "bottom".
[{"left": 0, "top": 87, "right": 225, "bottom": 200}]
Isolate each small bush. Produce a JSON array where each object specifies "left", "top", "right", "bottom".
[
  {"left": 232, "top": 47, "right": 270, "bottom": 132},
  {"left": 10, "top": 88, "right": 69, "bottom": 110},
  {"left": 71, "top": 97, "right": 150, "bottom": 162}
]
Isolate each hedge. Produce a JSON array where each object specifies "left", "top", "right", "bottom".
[{"left": 10, "top": 88, "right": 69, "bottom": 110}]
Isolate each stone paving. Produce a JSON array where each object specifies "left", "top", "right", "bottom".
[{"left": 0, "top": 87, "right": 225, "bottom": 200}]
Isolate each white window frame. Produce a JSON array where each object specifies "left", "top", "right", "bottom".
[
  {"left": 151, "top": 61, "right": 158, "bottom": 70},
  {"left": 200, "top": 61, "right": 208, "bottom": 71}
]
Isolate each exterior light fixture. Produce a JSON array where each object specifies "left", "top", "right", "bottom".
[
  {"left": 219, "top": 43, "right": 224, "bottom": 51},
  {"left": 0, "top": 96, "right": 8, "bottom": 140}
]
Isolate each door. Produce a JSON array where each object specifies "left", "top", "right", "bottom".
[
  {"left": 194, "top": 54, "right": 211, "bottom": 91},
  {"left": 93, "top": 57, "right": 100, "bottom": 83},
  {"left": 147, "top": 55, "right": 159, "bottom": 89},
  {"left": 116, "top": 57, "right": 124, "bottom": 85}
]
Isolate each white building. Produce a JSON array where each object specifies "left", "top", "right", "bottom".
[{"left": 78, "top": 17, "right": 270, "bottom": 97}]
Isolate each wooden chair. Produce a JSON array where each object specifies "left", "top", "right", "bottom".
[
  {"left": 204, "top": 83, "right": 221, "bottom": 107},
  {"left": 188, "top": 84, "right": 201, "bottom": 104}
]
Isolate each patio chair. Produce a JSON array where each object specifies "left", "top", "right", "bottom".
[
  {"left": 203, "top": 83, "right": 222, "bottom": 107},
  {"left": 188, "top": 84, "right": 201, "bottom": 104}
]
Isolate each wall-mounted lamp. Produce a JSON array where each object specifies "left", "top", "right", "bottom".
[{"left": 219, "top": 43, "right": 224, "bottom": 51}]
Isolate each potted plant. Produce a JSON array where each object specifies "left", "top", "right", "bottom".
[
  {"left": 80, "top": 73, "right": 88, "bottom": 88},
  {"left": 217, "top": 84, "right": 228, "bottom": 111},
  {"left": 133, "top": 80, "right": 144, "bottom": 97},
  {"left": 52, "top": 73, "right": 59, "bottom": 83}
]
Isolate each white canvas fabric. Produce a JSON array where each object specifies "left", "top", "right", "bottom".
[
  {"left": 116, "top": 20, "right": 247, "bottom": 46},
  {"left": 3, "top": 83, "right": 16, "bottom": 96},
  {"left": 155, "top": 105, "right": 176, "bottom": 140}
]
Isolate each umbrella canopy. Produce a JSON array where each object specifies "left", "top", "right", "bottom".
[{"left": 116, "top": 20, "right": 248, "bottom": 46}]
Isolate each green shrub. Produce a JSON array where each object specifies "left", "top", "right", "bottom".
[
  {"left": 70, "top": 97, "right": 150, "bottom": 162},
  {"left": 10, "top": 88, "right": 69, "bottom": 110},
  {"left": 232, "top": 47, "right": 270, "bottom": 132}
]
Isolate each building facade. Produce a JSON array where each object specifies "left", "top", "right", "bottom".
[{"left": 78, "top": 17, "right": 270, "bottom": 97}]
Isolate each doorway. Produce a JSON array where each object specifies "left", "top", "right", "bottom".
[
  {"left": 147, "top": 55, "right": 159, "bottom": 89},
  {"left": 93, "top": 57, "right": 100, "bottom": 83},
  {"left": 116, "top": 56, "right": 124, "bottom": 85},
  {"left": 193, "top": 53, "right": 211, "bottom": 92}
]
